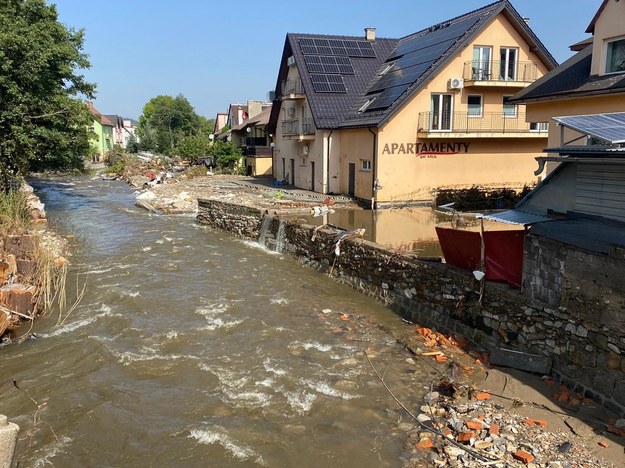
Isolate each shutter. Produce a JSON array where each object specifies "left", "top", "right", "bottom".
[{"left": 575, "top": 164, "right": 625, "bottom": 221}]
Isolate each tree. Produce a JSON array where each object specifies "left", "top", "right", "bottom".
[
  {"left": 126, "top": 134, "right": 140, "bottom": 153},
  {"left": 137, "top": 94, "right": 199, "bottom": 155},
  {"left": 211, "top": 140, "right": 242, "bottom": 172},
  {"left": 176, "top": 134, "right": 211, "bottom": 161},
  {"left": 0, "top": 0, "right": 95, "bottom": 187}
]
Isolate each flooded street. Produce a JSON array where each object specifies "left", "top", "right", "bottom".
[{"left": 2, "top": 177, "right": 437, "bottom": 467}]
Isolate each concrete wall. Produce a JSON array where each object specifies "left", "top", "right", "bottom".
[{"left": 196, "top": 199, "right": 625, "bottom": 416}]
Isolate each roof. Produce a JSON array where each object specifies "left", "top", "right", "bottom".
[
  {"left": 569, "top": 37, "right": 593, "bottom": 52},
  {"left": 231, "top": 106, "right": 271, "bottom": 131},
  {"left": 273, "top": 33, "right": 397, "bottom": 129},
  {"left": 481, "top": 209, "right": 555, "bottom": 225},
  {"left": 341, "top": 0, "right": 557, "bottom": 128},
  {"left": 87, "top": 103, "right": 114, "bottom": 127},
  {"left": 510, "top": 46, "right": 625, "bottom": 103},
  {"left": 586, "top": 0, "right": 609, "bottom": 34},
  {"left": 530, "top": 215, "right": 625, "bottom": 254}
]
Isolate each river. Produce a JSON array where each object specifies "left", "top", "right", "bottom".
[{"left": 1, "top": 177, "right": 437, "bottom": 467}]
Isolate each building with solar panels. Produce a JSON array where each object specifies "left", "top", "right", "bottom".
[{"left": 267, "top": 0, "right": 557, "bottom": 207}]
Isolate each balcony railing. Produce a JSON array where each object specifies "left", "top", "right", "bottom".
[
  {"left": 243, "top": 146, "right": 273, "bottom": 157},
  {"left": 281, "top": 79, "right": 304, "bottom": 97},
  {"left": 282, "top": 118, "right": 316, "bottom": 136},
  {"left": 418, "top": 111, "right": 548, "bottom": 134},
  {"left": 463, "top": 61, "right": 539, "bottom": 83}
]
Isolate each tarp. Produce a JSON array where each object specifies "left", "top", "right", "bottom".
[
  {"left": 435, "top": 227, "right": 481, "bottom": 271},
  {"left": 483, "top": 230, "right": 524, "bottom": 287},
  {"left": 435, "top": 227, "right": 524, "bottom": 288}
]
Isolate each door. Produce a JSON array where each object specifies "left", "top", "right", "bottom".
[
  {"left": 281, "top": 158, "right": 286, "bottom": 181},
  {"left": 348, "top": 163, "right": 355, "bottom": 197},
  {"left": 311, "top": 161, "right": 315, "bottom": 191},
  {"left": 500, "top": 47, "right": 517, "bottom": 80},
  {"left": 472, "top": 46, "right": 491, "bottom": 79},
  {"left": 290, "top": 159, "right": 295, "bottom": 185},
  {"left": 430, "top": 94, "right": 453, "bottom": 131}
]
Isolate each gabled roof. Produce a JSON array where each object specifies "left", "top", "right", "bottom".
[
  {"left": 341, "top": 0, "right": 557, "bottom": 128},
  {"left": 586, "top": 0, "right": 609, "bottom": 34},
  {"left": 87, "top": 103, "right": 114, "bottom": 127},
  {"left": 271, "top": 33, "right": 397, "bottom": 130},
  {"left": 510, "top": 46, "right": 625, "bottom": 103},
  {"left": 231, "top": 106, "right": 271, "bottom": 131}
]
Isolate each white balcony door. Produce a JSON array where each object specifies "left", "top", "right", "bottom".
[
  {"left": 431, "top": 94, "right": 453, "bottom": 131},
  {"left": 500, "top": 47, "right": 518, "bottom": 80},
  {"left": 472, "top": 46, "right": 492, "bottom": 80}
]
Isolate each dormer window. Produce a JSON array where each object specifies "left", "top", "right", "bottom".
[{"left": 606, "top": 37, "right": 625, "bottom": 74}]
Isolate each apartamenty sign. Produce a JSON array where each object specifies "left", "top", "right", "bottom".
[{"left": 381, "top": 142, "right": 470, "bottom": 157}]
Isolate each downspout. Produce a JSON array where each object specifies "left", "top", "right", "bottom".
[
  {"left": 368, "top": 127, "right": 378, "bottom": 210},
  {"left": 325, "top": 130, "right": 333, "bottom": 194}
]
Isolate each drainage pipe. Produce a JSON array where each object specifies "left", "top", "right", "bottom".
[{"left": 368, "top": 127, "right": 378, "bottom": 210}]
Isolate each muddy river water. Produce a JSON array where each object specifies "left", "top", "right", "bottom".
[{"left": 1, "top": 177, "right": 440, "bottom": 467}]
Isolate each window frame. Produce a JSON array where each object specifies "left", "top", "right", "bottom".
[
  {"left": 502, "top": 96, "right": 517, "bottom": 118},
  {"left": 605, "top": 36, "right": 625, "bottom": 74},
  {"left": 361, "top": 159, "right": 372, "bottom": 171},
  {"left": 467, "top": 94, "right": 483, "bottom": 118}
]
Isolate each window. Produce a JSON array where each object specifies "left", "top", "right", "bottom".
[
  {"left": 503, "top": 96, "right": 516, "bottom": 117},
  {"left": 467, "top": 95, "right": 482, "bottom": 117},
  {"left": 430, "top": 94, "right": 453, "bottom": 130},
  {"left": 361, "top": 160, "right": 371, "bottom": 171},
  {"left": 606, "top": 37, "right": 625, "bottom": 73},
  {"left": 529, "top": 122, "right": 548, "bottom": 132},
  {"left": 472, "top": 46, "right": 492, "bottom": 80},
  {"left": 499, "top": 47, "right": 518, "bottom": 80}
]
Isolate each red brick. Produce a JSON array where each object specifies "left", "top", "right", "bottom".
[
  {"left": 466, "top": 421, "right": 483, "bottom": 430},
  {"left": 513, "top": 450, "right": 535, "bottom": 464},
  {"left": 415, "top": 438, "right": 434, "bottom": 450},
  {"left": 456, "top": 432, "right": 474, "bottom": 444},
  {"left": 488, "top": 423, "right": 500, "bottom": 435}
]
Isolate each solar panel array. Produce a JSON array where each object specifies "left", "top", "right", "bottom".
[
  {"left": 365, "top": 15, "right": 483, "bottom": 111},
  {"left": 310, "top": 74, "right": 347, "bottom": 93},
  {"left": 304, "top": 55, "right": 354, "bottom": 75},
  {"left": 299, "top": 38, "right": 376, "bottom": 57},
  {"left": 554, "top": 113, "right": 625, "bottom": 144}
]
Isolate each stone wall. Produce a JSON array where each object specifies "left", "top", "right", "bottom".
[
  {"left": 196, "top": 199, "right": 625, "bottom": 416},
  {"left": 197, "top": 199, "right": 264, "bottom": 239}
]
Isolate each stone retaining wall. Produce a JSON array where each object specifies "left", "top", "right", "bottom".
[{"left": 196, "top": 199, "right": 625, "bottom": 416}]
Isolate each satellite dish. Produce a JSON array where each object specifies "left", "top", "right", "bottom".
[{"left": 209, "top": 133, "right": 215, "bottom": 141}]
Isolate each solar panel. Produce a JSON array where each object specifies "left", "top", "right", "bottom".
[
  {"left": 366, "top": 86, "right": 408, "bottom": 111},
  {"left": 310, "top": 74, "right": 347, "bottom": 93},
  {"left": 554, "top": 113, "right": 625, "bottom": 144},
  {"left": 304, "top": 56, "right": 354, "bottom": 75},
  {"left": 299, "top": 38, "right": 376, "bottom": 58}
]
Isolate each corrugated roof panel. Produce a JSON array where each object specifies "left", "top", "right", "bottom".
[
  {"left": 554, "top": 112, "right": 625, "bottom": 144},
  {"left": 481, "top": 210, "right": 555, "bottom": 225}
]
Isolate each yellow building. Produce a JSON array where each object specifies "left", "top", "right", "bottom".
[
  {"left": 269, "top": 0, "right": 557, "bottom": 207},
  {"left": 511, "top": 0, "right": 625, "bottom": 159}
]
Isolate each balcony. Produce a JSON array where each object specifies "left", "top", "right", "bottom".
[
  {"left": 417, "top": 111, "right": 548, "bottom": 138},
  {"left": 282, "top": 118, "right": 316, "bottom": 140},
  {"left": 242, "top": 146, "right": 272, "bottom": 157},
  {"left": 462, "top": 61, "right": 539, "bottom": 87},
  {"left": 280, "top": 79, "right": 305, "bottom": 99}
]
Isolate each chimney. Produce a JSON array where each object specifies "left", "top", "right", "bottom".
[{"left": 365, "top": 27, "right": 376, "bottom": 42}]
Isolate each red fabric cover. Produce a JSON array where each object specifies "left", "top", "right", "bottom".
[
  {"left": 435, "top": 227, "right": 481, "bottom": 271},
  {"left": 483, "top": 230, "right": 524, "bottom": 287}
]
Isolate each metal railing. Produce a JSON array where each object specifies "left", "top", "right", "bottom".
[
  {"left": 418, "top": 111, "right": 548, "bottom": 134},
  {"left": 281, "top": 79, "right": 304, "bottom": 96},
  {"left": 243, "top": 146, "right": 273, "bottom": 157},
  {"left": 463, "top": 61, "right": 539, "bottom": 82},
  {"left": 281, "top": 118, "right": 316, "bottom": 136}
]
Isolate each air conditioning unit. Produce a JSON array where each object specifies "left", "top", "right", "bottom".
[
  {"left": 448, "top": 78, "right": 464, "bottom": 90},
  {"left": 286, "top": 107, "right": 296, "bottom": 117},
  {"left": 287, "top": 56, "right": 296, "bottom": 67},
  {"left": 302, "top": 145, "right": 309, "bottom": 155}
]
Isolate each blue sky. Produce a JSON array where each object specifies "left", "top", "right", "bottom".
[{"left": 50, "top": 0, "right": 599, "bottom": 120}]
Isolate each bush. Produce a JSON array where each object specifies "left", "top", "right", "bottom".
[{"left": 435, "top": 185, "right": 533, "bottom": 211}]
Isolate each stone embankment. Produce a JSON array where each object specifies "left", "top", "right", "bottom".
[
  {"left": 0, "top": 184, "right": 67, "bottom": 342},
  {"left": 195, "top": 195, "right": 625, "bottom": 467}
]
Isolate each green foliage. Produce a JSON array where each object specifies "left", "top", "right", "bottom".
[
  {"left": 137, "top": 94, "right": 199, "bottom": 155},
  {"left": 0, "top": 188, "right": 31, "bottom": 235},
  {"left": 435, "top": 185, "right": 533, "bottom": 211},
  {"left": 126, "top": 134, "right": 139, "bottom": 153},
  {"left": 176, "top": 133, "right": 211, "bottom": 161},
  {"left": 0, "top": 0, "right": 96, "bottom": 181},
  {"left": 210, "top": 140, "right": 242, "bottom": 172},
  {"left": 103, "top": 148, "right": 133, "bottom": 175}
]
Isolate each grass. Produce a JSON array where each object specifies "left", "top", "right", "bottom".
[{"left": 0, "top": 189, "right": 32, "bottom": 236}]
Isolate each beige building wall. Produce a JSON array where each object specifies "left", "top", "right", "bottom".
[
  {"left": 340, "top": 13, "right": 550, "bottom": 204},
  {"left": 590, "top": 0, "right": 625, "bottom": 75}
]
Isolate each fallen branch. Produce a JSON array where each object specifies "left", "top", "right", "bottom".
[{"left": 0, "top": 304, "right": 34, "bottom": 321}]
